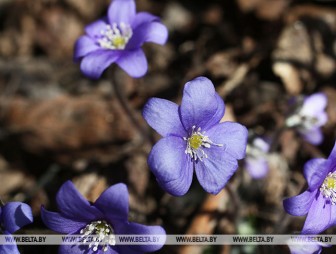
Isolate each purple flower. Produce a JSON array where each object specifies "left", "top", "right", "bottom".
[
  {"left": 0, "top": 202, "right": 33, "bottom": 254},
  {"left": 41, "top": 181, "right": 165, "bottom": 254},
  {"left": 245, "top": 137, "right": 270, "bottom": 179},
  {"left": 283, "top": 142, "right": 336, "bottom": 234},
  {"left": 74, "top": 0, "right": 168, "bottom": 79},
  {"left": 143, "top": 77, "right": 248, "bottom": 196},
  {"left": 286, "top": 93, "right": 328, "bottom": 145}
]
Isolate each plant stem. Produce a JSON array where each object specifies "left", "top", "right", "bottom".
[{"left": 109, "top": 69, "right": 153, "bottom": 144}]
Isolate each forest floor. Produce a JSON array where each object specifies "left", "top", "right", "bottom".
[{"left": 1, "top": 0, "right": 336, "bottom": 253}]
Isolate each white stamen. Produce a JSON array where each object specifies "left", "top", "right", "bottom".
[
  {"left": 98, "top": 22, "right": 132, "bottom": 50},
  {"left": 286, "top": 112, "right": 319, "bottom": 131},
  {"left": 184, "top": 126, "right": 223, "bottom": 161},
  {"left": 320, "top": 172, "right": 336, "bottom": 205},
  {"left": 79, "top": 220, "right": 116, "bottom": 252}
]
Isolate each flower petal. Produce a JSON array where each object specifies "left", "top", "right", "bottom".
[
  {"left": 107, "top": 0, "right": 136, "bottom": 25},
  {"left": 300, "top": 128, "right": 324, "bottom": 145},
  {"left": 116, "top": 48, "right": 147, "bottom": 78},
  {"left": 195, "top": 147, "right": 238, "bottom": 194},
  {"left": 0, "top": 241, "right": 20, "bottom": 254},
  {"left": 331, "top": 204, "right": 336, "bottom": 226},
  {"left": 74, "top": 35, "right": 100, "bottom": 61},
  {"left": 148, "top": 136, "right": 193, "bottom": 196},
  {"left": 56, "top": 181, "right": 102, "bottom": 222},
  {"left": 206, "top": 93, "right": 225, "bottom": 129},
  {"left": 2, "top": 202, "right": 33, "bottom": 234},
  {"left": 288, "top": 242, "right": 323, "bottom": 254},
  {"left": 245, "top": 158, "right": 269, "bottom": 179},
  {"left": 85, "top": 19, "right": 108, "bottom": 38},
  {"left": 302, "top": 194, "right": 332, "bottom": 234},
  {"left": 301, "top": 93, "right": 327, "bottom": 118},
  {"left": 328, "top": 142, "right": 336, "bottom": 173},
  {"left": 127, "top": 21, "right": 168, "bottom": 49},
  {"left": 131, "top": 12, "right": 160, "bottom": 28},
  {"left": 180, "top": 77, "right": 220, "bottom": 131},
  {"left": 80, "top": 50, "right": 121, "bottom": 79},
  {"left": 142, "top": 98, "right": 186, "bottom": 137},
  {"left": 283, "top": 190, "right": 317, "bottom": 216},
  {"left": 207, "top": 122, "right": 248, "bottom": 160},
  {"left": 115, "top": 222, "right": 166, "bottom": 253},
  {"left": 93, "top": 183, "right": 129, "bottom": 221},
  {"left": 316, "top": 112, "right": 328, "bottom": 127},
  {"left": 303, "top": 158, "right": 329, "bottom": 191},
  {"left": 40, "top": 207, "right": 87, "bottom": 234}
]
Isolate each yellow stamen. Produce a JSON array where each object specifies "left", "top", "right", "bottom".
[
  {"left": 189, "top": 134, "right": 203, "bottom": 150},
  {"left": 320, "top": 172, "right": 336, "bottom": 205},
  {"left": 326, "top": 177, "right": 336, "bottom": 190},
  {"left": 112, "top": 36, "right": 126, "bottom": 48}
]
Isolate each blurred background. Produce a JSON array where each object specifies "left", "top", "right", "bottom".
[{"left": 1, "top": 0, "right": 336, "bottom": 253}]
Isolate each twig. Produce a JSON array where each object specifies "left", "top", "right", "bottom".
[
  {"left": 226, "top": 182, "right": 240, "bottom": 222},
  {"left": 108, "top": 69, "right": 153, "bottom": 144}
]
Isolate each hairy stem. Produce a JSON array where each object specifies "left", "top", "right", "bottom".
[{"left": 109, "top": 69, "right": 153, "bottom": 144}]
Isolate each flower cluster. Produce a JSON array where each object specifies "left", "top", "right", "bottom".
[
  {"left": 143, "top": 76, "right": 248, "bottom": 195},
  {"left": 6, "top": 0, "right": 334, "bottom": 253},
  {"left": 1, "top": 0, "right": 252, "bottom": 252},
  {"left": 74, "top": 0, "right": 168, "bottom": 79}
]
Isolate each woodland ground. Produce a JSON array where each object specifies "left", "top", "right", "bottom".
[{"left": 1, "top": 0, "right": 336, "bottom": 253}]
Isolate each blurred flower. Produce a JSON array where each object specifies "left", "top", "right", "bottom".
[
  {"left": 283, "top": 142, "right": 336, "bottom": 234},
  {"left": 0, "top": 202, "right": 33, "bottom": 254},
  {"left": 143, "top": 76, "right": 248, "bottom": 195},
  {"left": 245, "top": 137, "right": 270, "bottom": 179},
  {"left": 41, "top": 181, "right": 165, "bottom": 254},
  {"left": 286, "top": 93, "right": 328, "bottom": 145},
  {"left": 74, "top": 0, "right": 168, "bottom": 79}
]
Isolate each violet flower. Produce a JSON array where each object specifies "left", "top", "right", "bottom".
[
  {"left": 143, "top": 77, "right": 248, "bottom": 195},
  {"left": 283, "top": 142, "right": 336, "bottom": 234},
  {"left": 286, "top": 93, "right": 328, "bottom": 145},
  {"left": 0, "top": 202, "right": 33, "bottom": 254},
  {"left": 245, "top": 137, "right": 270, "bottom": 179},
  {"left": 74, "top": 0, "right": 168, "bottom": 79},
  {"left": 41, "top": 181, "right": 165, "bottom": 254}
]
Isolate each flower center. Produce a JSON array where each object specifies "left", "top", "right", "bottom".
[
  {"left": 189, "top": 134, "right": 203, "bottom": 150},
  {"left": 285, "top": 113, "right": 319, "bottom": 130},
  {"left": 80, "top": 220, "right": 115, "bottom": 252},
  {"left": 98, "top": 23, "right": 132, "bottom": 50},
  {"left": 320, "top": 172, "right": 336, "bottom": 205},
  {"left": 300, "top": 115, "right": 318, "bottom": 130},
  {"left": 184, "top": 126, "right": 223, "bottom": 161}
]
